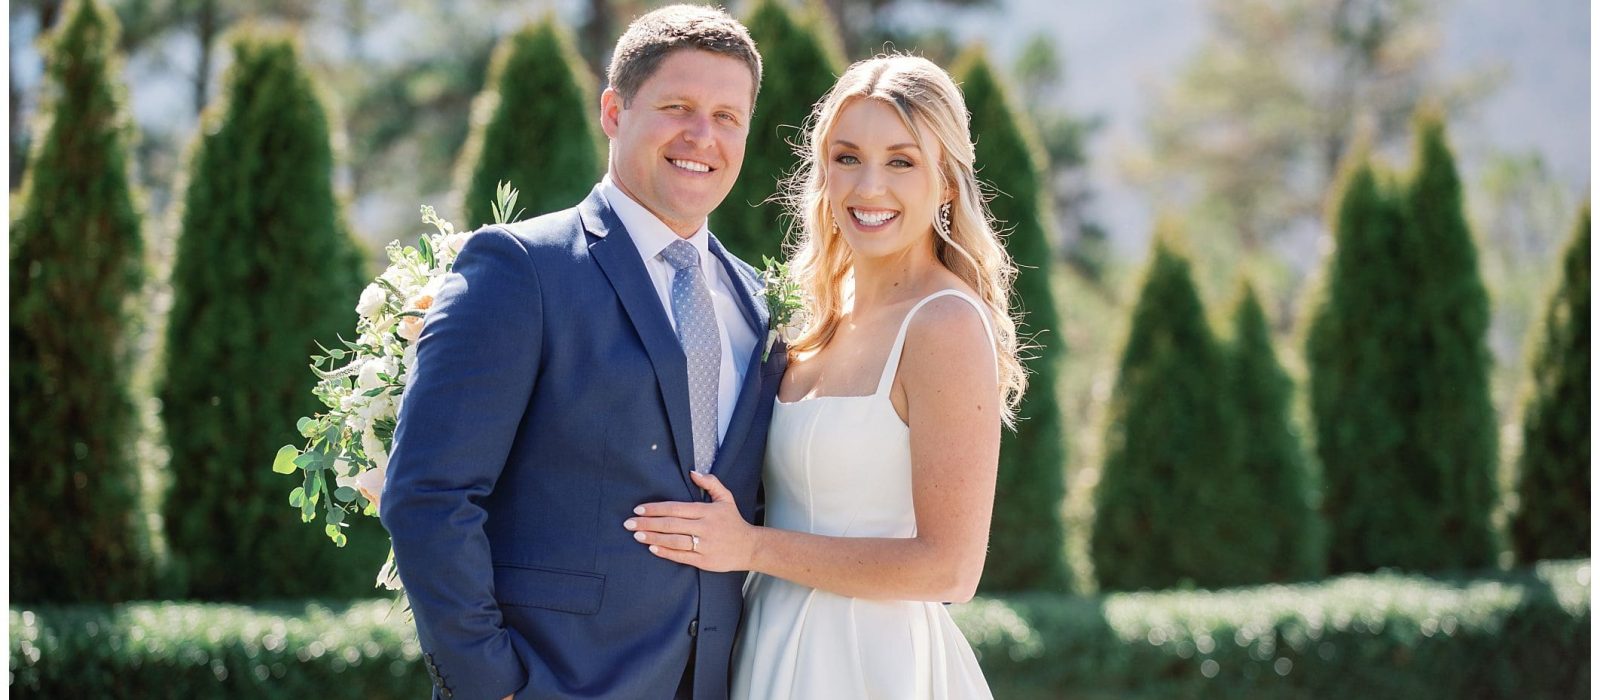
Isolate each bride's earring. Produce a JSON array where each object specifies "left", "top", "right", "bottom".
[{"left": 935, "top": 201, "right": 953, "bottom": 239}]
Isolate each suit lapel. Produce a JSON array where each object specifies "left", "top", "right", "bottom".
[
  {"left": 580, "top": 188, "right": 697, "bottom": 483},
  {"left": 708, "top": 237, "right": 768, "bottom": 472}
]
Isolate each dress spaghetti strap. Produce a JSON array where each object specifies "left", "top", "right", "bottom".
[{"left": 873, "top": 289, "right": 996, "bottom": 397}]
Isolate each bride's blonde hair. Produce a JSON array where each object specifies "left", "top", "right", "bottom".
[{"left": 781, "top": 54, "right": 1026, "bottom": 426}]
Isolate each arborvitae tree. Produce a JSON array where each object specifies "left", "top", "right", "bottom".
[
  {"left": 1307, "top": 112, "right": 1499, "bottom": 575},
  {"left": 955, "top": 49, "right": 1069, "bottom": 591},
  {"left": 1305, "top": 157, "right": 1414, "bottom": 575},
  {"left": 159, "top": 31, "right": 381, "bottom": 600},
  {"left": 1226, "top": 282, "right": 1323, "bottom": 582},
  {"left": 1091, "top": 236, "right": 1243, "bottom": 591},
  {"left": 710, "top": 0, "right": 843, "bottom": 261},
  {"left": 1396, "top": 111, "right": 1499, "bottom": 570},
  {"left": 10, "top": 0, "right": 152, "bottom": 603},
  {"left": 1511, "top": 203, "right": 1590, "bottom": 562},
  {"left": 454, "top": 18, "right": 603, "bottom": 228}
]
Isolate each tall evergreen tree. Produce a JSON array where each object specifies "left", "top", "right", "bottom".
[
  {"left": 710, "top": 0, "right": 843, "bottom": 261},
  {"left": 159, "top": 31, "right": 380, "bottom": 599},
  {"left": 10, "top": 0, "right": 152, "bottom": 603},
  {"left": 455, "top": 18, "right": 603, "bottom": 228},
  {"left": 1307, "top": 112, "right": 1499, "bottom": 575},
  {"left": 1305, "top": 156, "right": 1414, "bottom": 575},
  {"left": 1091, "top": 235, "right": 1243, "bottom": 591},
  {"left": 1511, "top": 203, "right": 1590, "bottom": 562},
  {"left": 1225, "top": 282, "right": 1323, "bottom": 582},
  {"left": 954, "top": 48, "right": 1069, "bottom": 591},
  {"left": 1397, "top": 110, "right": 1499, "bottom": 569}
]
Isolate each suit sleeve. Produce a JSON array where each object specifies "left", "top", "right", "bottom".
[{"left": 379, "top": 225, "right": 540, "bottom": 700}]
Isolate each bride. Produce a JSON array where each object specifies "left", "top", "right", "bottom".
[{"left": 626, "top": 54, "right": 1025, "bottom": 699}]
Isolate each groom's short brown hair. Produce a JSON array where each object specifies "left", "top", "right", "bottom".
[{"left": 607, "top": 4, "right": 762, "bottom": 109}]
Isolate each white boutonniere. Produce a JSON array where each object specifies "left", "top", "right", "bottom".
[{"left": 760, "top": 256, "right": 806, "bottom": 361}]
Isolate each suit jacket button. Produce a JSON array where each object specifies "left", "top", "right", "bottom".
[{"left": 688, "top": 619, "right": 699, "bottom": 637}]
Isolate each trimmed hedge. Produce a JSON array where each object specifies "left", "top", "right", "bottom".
[
  {"left": 959, "top": 559, "right": 1589, "bottom": 699},
  {"left": 12, "top": 561, "right": 1588, "bottom": 698}
]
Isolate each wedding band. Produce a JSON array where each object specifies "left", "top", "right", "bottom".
[{"left": 691, "top": 535, "right": 700, "bottom": 553}]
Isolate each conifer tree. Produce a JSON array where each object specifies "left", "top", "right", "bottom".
[
  {"left": 159, "top": 31, "right": 381, "bottom": 599},
  {"left": 10, "top": 0, "right": 152, "bottom": 603},
  {"left": 710, "top": 0, "right": 843, "bottom": 261},
  {"left": 1307, "top": 112, "right": 1499, "bottom": 574},
  {"left": 1225, "top": 283, "right": 1322, "bottom": 582},
  {"left": 1091, "top": 236, "right": 1242, "bottom": 591},
  {"left": 1396, "top": 110, "right": 1499, "bottom": 569},
  {"left": 455, "top": 18, "right": 603, "bottom": 228},
  {"left": 954, "top": 48, "right": 1068, "bottom": 591},
  {"left": 1511, "top": 203, "right": 1589, "bottom": 562}
]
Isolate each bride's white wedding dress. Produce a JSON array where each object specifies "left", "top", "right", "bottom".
[{"left": 730, "top": 289, "right": 994, "bottom": 700}]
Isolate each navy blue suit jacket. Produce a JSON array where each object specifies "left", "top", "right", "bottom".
[{"left": 380, "top": 185, "right": 785, "bottom": 700}]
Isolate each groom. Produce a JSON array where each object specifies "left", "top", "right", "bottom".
[{"left": 380, "top": 6, "right": 782, "bottom": 699}]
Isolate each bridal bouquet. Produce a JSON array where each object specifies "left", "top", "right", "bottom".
[{"left": 272, "top": 182, "right": 523, "bottom": 592}]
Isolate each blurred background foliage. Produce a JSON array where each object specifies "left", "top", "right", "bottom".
[{"left": 8, "top": 0, "right": 1589, "bottom": 695}]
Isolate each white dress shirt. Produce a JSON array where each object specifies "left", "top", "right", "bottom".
[{"left": 598, "top": 175, "right": 757, "bottom": 444}]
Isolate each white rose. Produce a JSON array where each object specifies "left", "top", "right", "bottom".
[
  {"left": 355, "top": 283, "right": 386, "bottom": 319},
  {"left": 354, "top": 465, "right": 387, "bottom": 509},
  {"left": 356, "top": 358, "right": 386, "bottom": 392},
  {"left": 362, "top": 426, "right": 389, "bottom": 471}
]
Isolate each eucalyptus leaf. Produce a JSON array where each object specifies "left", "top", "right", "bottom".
[
  {"left": 289, "top": 486, "right": 306, "bottom": 508},
  {"left": 272, "top": 445, "right": 300, "bottom": 474},
  {"left": 334, "top": 486, "right": 358, "bottom": 502}
]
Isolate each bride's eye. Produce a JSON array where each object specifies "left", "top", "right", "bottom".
[
  {"left": 834, "top": 154, "right": 860, "bottom": 165},
  {"left": 889, "top": 157, "right": 914, "bottom": 168}
]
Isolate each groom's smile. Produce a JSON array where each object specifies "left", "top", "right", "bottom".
[{"left": 600, "top": 48, "right": 754, "bottom": 238}]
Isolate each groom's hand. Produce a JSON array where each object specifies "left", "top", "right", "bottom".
[{"left": 626, "top": 472, "right": 757, "bottom": 573}]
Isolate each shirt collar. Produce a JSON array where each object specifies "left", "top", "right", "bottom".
[{"left": 599, "top": 174, "right": 713, "bottom": 266}]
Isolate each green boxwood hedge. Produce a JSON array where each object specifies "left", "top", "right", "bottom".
[{"left": 11, "top": 561, "right": 1588, "bottom": 698}]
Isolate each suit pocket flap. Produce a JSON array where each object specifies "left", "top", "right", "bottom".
[{"left": 493, "top": 564, "right": 605, "bottom": 614}]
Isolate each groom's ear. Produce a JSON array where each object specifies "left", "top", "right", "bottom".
[{"left": 600, "top": 87, "right": 623, "bottom": 140}]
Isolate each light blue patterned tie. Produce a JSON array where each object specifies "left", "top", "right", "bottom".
[{"left": 660, "top": 239, "right": 721, "bottom": 473}]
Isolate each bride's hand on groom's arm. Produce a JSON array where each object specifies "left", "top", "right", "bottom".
[{"left": 626, "top": 471, "right": 758, "bottom": 573}]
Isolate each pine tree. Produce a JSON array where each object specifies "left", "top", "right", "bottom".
[
  {"left": 1511, "top": 203, "right": 1589, "bottom": 562},
  {"left": 9, "top": 0, "right": 152, "bottom": 603},
  {"left": 1306, "top": 111, "right": 1500, "bottom": 575},
  {"left": 1396, "top": 110, "right": 1499, "bottom": 570},
  {"left": 159, "top": 31, "right": 382, "bottom": 599},
  {"left": 1091, "top": 235, "right": 1243, "bottom": 591},
  {"left": 1226, "top": 282, "right": 1323, "bottom": 582},
  {"left": 710, "top": 0, "right": 843, "bottom": 261},
  {"left": 455, "top": 18, "right": 603, "bottom": 228},
  {"left": 954, "top": 48, "right": 1069, "bottom": 591}
]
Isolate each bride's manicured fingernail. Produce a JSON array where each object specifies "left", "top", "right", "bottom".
[
  {"left": 634, "top": 506, "right": 645, "bottom": 515},
  {"left": 634, "top": 532, "right": 647, "bottom": 542},
  {"left": 649, "top": 545, "right": 659, "bottom": 554},
  {"left": 623, "top": 519, "right": 636, "bottom": 530}
]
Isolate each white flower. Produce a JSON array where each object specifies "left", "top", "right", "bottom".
[
  {"left": 357, "top": 357, "right": 393, "bottom": 393},
  {"left": 375, "top": 552, "right": 403, "bottom": 591},
  {"left": 401, "top": 345, "right": 418, "bottom": 385},
  {"left": 362, "top": 426, "right": 389, "bottom": 471},
  {"left": 445, "top": 232, "right": 473, "bottom": 256},
  {"left": 356, "top": 283, "right": 386, "bottom": 319},
  {"left": 780, "top": 323, "right": 803, "bottom": 344}
]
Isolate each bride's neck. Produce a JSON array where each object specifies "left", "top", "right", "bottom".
[{"left": 850, "top": 243, "right": 941, "bottom": 311}]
